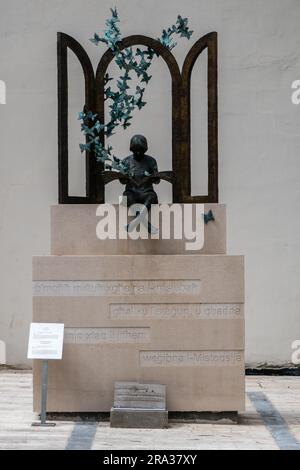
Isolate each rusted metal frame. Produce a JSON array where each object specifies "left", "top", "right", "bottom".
[
  {"left": 57, "top": 32, "right": 96, "bottom": 203},
  {"left": 181, "top": 32, "right": 218, "bottom": 203},
  {"left": 57, "top": 32, "right": 218, "bottom": 204}
]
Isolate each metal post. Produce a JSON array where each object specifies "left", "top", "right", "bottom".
[
  {"left": 40, "top": 360, "right": 48, "bottom": 424},
  {"left": 32, "top": 360, "right": 56, "bottom": 427}
]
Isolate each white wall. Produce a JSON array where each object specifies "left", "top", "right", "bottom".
[{"left": 0, "top": 0, "right": 300, "bottom": 366}]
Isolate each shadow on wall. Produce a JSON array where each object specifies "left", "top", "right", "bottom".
[{"left": 0, "top": 341, "right": 6, "bottom": 364}]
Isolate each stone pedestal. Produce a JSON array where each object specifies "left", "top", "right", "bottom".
[{"left": 32, "top": 204, "right": 245, "bottom": 414}]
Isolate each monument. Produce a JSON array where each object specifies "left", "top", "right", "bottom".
[{"left": 32, "top": 9, "right": 244, "bottom": 418}]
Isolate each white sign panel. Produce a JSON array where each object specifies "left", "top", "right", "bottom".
[{"left": 27, "top": 323, "right": 64, "bottom": 360}]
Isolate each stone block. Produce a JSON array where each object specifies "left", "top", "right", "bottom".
[
  {"left": 114, "top": 382, "right": 166, "bottom": 409},
  {"left": 50, "top": 203, "right": 226, "bottom": 255},
  {"left": 32, "top": 254, "right": 244, "bottom": 303},
  {"left": 110, "top": 408, "right": 168, "bottom": 428},
  {"left": 32, "top": 254, "right": 245, "bottom": 413}
]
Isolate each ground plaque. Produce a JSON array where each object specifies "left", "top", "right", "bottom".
[{"left": 110, "top": 382, "right": 168, "bottom": 428}]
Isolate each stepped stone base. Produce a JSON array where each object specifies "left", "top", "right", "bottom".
[{"left": 32, "top": 203, "right": 245, "bottom": 414}]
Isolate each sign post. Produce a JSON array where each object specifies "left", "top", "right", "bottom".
[
  {"left": 27, "top": 323, "right": 64, "bottom": 427},
  {"left": 39, "top": 360, "right": 50, "bottom": 426}
]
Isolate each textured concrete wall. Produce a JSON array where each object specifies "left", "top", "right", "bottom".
[{"left": 0, "top": 0, "right": 300, "bottom": 366}]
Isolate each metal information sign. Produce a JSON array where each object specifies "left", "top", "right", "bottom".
[
  {"left": 27, "top": 323, "right": 64, "bottom": 360},
  {"left": 27, "top": 323, "right": 64, "bottom": 426}
]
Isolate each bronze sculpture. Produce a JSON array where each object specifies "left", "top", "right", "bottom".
[
  {"left": 102, "top": 136, "right": 174, "bottom": 203},
  {"left": 120, "top": 135, "right": 160, "bottom": 209},
  {"left": 102, "top": 134, "right": 174, "bottom": 232}
]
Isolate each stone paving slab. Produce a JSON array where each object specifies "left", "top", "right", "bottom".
[{"left": 0, "top": 371, "right": 299, "bottom": 450}]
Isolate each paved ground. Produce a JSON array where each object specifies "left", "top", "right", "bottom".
[{"left": 0, "top": 371, "right": 300, "bottom": 450}]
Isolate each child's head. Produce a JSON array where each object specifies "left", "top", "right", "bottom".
[{"left": 130, "top": 134, "right": 148, "bottom": 157}]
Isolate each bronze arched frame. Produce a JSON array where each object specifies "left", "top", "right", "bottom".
[{"left": 57, "top": 32, "right": 218, "bottom": 204}]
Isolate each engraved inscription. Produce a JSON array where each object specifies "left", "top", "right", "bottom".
[
  {"left": 114, "top": 382, "right": 166, "bottom": 410},
  {"left": 140, "top": 350, "right": 244, "bottom": 367},
  {"left": 110, "top": 303, "right": 243, "bottom": 320},
  {"left": 64, "top": 327, "right": 150, "bottom": 344},
  {"left": 33, "top": 280, "right": 201, "bottom": 296}
]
